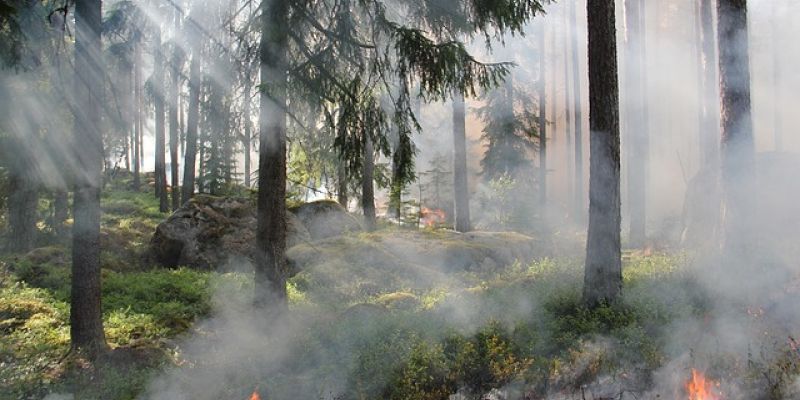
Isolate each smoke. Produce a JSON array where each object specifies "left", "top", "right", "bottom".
[
  {"left": 3, "top": 0, "right": 800, "bottom": 398},
  {"left": 141, "top": 0, "right": 800, "bottom": 395}
]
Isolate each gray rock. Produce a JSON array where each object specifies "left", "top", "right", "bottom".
[
  {"left": 289, "top": 200, "right": 363, "bottom": 240},
  {"left": 150, "top": 194, "right": 310, "bottom": 270}
]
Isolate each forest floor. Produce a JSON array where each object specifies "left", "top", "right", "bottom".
[{"left": 1, "top": 180, "right": 799, "bottom": 399}]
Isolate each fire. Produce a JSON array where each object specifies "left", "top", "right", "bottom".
[
  {"left": 249, "top": 391, "right": 261, "bottom": 400},
  {"left": 685, "top": 369, "right": 722, "bottom": 400},
  {"left": 420, "top": 207, "right": 446, "bottom": 227}
]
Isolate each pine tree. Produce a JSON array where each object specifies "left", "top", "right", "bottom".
[
  {"left": 255, "top": 0, "right": 290, "bottom": 311},
  {"left": 182, "top": 34, "right": 200, "bottom": 204},
  {"left": 452, "top": 92, "right": 471, "bottom": 232},
  {"left": 71, "top": 0, "right": 108, "bottom": 358},
  {"left": 168, "top": 9, "right": 183, "bottom": 211},
  {"left": 697, "top": 0, "right": 719, "bottom": 166},
  {"left": 625, "top": 0, "right": 648, "bottom": 247},
  {"left": 583, "top": 0, "right": 622, "bottom": 307},
  {"left": 570, "top": 0, "right": 585, "bottom": 221},
  {"left": 3, "top": 136, "right": 38, "bottom": 253},
  {"left": 537, "top": 20, "right": 547, "bottom": 207},
  {"left": 153, "top": 26, "right": 169, "bottom": 212},
  {"left": 717, "top": 0, "right": 755, "bottom": 264},
  {"left": 477, "top": 73, "right": 537, "bottom": 181},
  {"left": 362, "top": 135, "right": 377, "bottom": 231}
]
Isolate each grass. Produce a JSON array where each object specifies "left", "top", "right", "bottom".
[
  {"left": 1, "top": 178, "right": 797, "bottom": 399},
  {"left": 1, "top": 234, "right": 692, "bottom": 399}
]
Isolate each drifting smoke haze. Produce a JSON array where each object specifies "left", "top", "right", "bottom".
[{"left": 2, "top": 0, "right": 800, "bottom": 398}]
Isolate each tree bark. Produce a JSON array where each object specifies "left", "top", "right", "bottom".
[
  {"left": 6, "top": 161, "right": 38, "bottom": 253},
  {"left": 124, "top": 57, "right": 133, "bottom": 172},
  {"left": 700, "top": 0, "right": 720, "bottom": 166},
  {"left": 571, "top": 0, "right": 585, "bottom": 222},
  {"left": 154, "top": 28, "right": 169, "bottom": 213},
  {"left": 54, "top": 189, "right": 68, "bottom": 238},
  {"left": 133, "top": 42, "right": 142, "bottom": 191},
  {"left": 337, "top": 159, "right": 348, "bottom": 208},
  {"left": 452, "top": 92, "right": 471, "bottom": 232},
  {"left": 169, "top": 10, "right": 181, "bottom": 211},
  {"left": 625, "top": 0, "right": 648, "bottom": 247},
  {"left": 563, "top": 3, "right": 574, "bottom": 211},
  {"left": 70, "top": 0, "right": 107, "bottom": 358},
  {"left": 549, "top": 20, "right": 558, "bottom": 145},
  {"left": 583, "top": 0, "right": 622, "bottom": 307},
  {"left": 362, "top": 135, "right": 377, "bottom": 231},
  {"left": 243, "top": 66, "right": 253, "bottom": 188},
  {"left": 123, "top": 62, "right": 131, "bottom": 172},
  {"left": 389, "top": 151, "right": 403, "bottom": 220},
  {"left": 182, "top": 47, "right": 200, "bottom": 204},
  {"left": 255, "top": 0, "right": 289, "bottom": 311},
  {"left": 717, "top": 0, "right": 755, "bottom": 263},
  {"left": 771, "top": 0, "right": 782, "bottom": 152},
  {"left": 538, "top": 21, "right": 547, "bottom": 206}
]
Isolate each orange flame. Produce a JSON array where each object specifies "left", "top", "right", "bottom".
[
  {"left": 249, "top": 391, "right": 261, "bottom": 400},
  {"left": 686, "top": 369, "right": 721, "bottom": 400},
  {"left": 421, "top": 207, "right": 446, "bottom": 227}
]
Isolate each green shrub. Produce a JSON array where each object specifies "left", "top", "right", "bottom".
[
  {"left": 386, "top": 341, "right": 452, "bottom": 400},
  {"left": 102, "top": 268, "right": 212, "bottom": 333}
]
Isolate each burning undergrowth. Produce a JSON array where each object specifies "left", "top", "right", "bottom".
[{"left": 135, "top": 251, "right": 800, "bottom": 400}]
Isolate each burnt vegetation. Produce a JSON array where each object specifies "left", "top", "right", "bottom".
[{"left": 2, "top": 0, "right": 800, "bottom": 399}]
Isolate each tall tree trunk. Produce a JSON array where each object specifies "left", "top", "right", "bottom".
[
  {"left": 389, "top": 161, "right": 401, "bottom": 220},
  {"left": 562, "top": 3, "right": 574, "bottom": 211},
  {"left": 700, "top": 0, "right": 720, "bottom": 166},
  {"left": 182, "top": 46, "right": 200, "bottom": 204},
  {"left": 571, "top": 0, "right": 585, "bottom": 222},
  {"left": 389, "top": 131, "right": 408, "bottom": 220},
  {"left": 124, "top": 80, "right": 131, "bottom": 172},
  {"left": 549, "top": 19, "right": 558, "bottom": 147},
  {"left": 538, "top": 21, "right": 547, "bottom": 206},
  {"left": 124, "top": 59, "right": 133, "bottom": 172},
  {"left": 625, "top": 0, "right": 648, "bottom": 247},
  {"left": 154, "top": 28, "right": 169, "bottom": 212},
  {"left": 179, "top": 81, "right": 185, "bottom": 157},
  {"left": 223, "top": 103, "right": 233, "bottom": 187},
  {"left": 71, "top": 0, "right": 107, "bottom": 357},
  {"left": 718, "top": 0, "right": 755, "bottom": 262},
  {"left": 771, "top": 0, "right": 782, "bottom": 152},
  {"left": 133, "top": 42, "right": 142, "bottom": 191},
  {"left": 452, "top": 92, "right": 471, "bottom": 232},
  {"left": 243, "top": 67, "right": 252, "bottom": 188},
  {"left": 198, "top": 123, "right": 206, "bottom": 193},
  {"left": 583, "top": 0, "right": 622, "bottom": 307},
  {"left": 362, "top": 135, "right": 377, "bottom": 231},
  {"left": 337, "top": 159, "right": 348, "bottom": 208},
  {"left": 694, "top": 0, "right": 705, "bottom": 156},
  {"left": 6, "top": 159, "right": 38, "bottom": 253},
  {"left": 169, "top": 11, "right": 181, "bottom": 211},
  {"left": 54, "top": 189, "right": 68, "bottom": 238},
  {"left": 255, "top": 0, "right": 289, "bottom": 311}
]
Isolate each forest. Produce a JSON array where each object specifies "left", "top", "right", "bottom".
[{"left": 1, "top": 0, "right": 799, "bottom": 398}]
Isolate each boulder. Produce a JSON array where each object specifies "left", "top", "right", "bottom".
[
  {"left": 286, "top": 230, "right": 545, "bottom": 305},
  {"left": 289, "top": 200, "right": 363, "bottom": 240},
  {"left": 150, "top": 195, "right": 310, "bottom": 270}
]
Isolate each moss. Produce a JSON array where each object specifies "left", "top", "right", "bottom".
[{"left": 376, "top": 291, "right": 420, "bottom": 310}]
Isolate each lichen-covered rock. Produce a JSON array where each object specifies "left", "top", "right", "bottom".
[
  {"left": 289, "top": 200, "right": 363, "bottom": 240},
  {"left": 286, "top": 230, "right": 545, "bottom": 305},
  {"left": 150, "top": 194, "right": 310, "bottom": 270}
]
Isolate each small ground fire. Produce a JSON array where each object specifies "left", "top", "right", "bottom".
[
  {"left": 420, "top": 207, "right": 446, "bottom": 227},
  {"left": 685, "top": 369, "right": 721, "bottom": 400}
]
